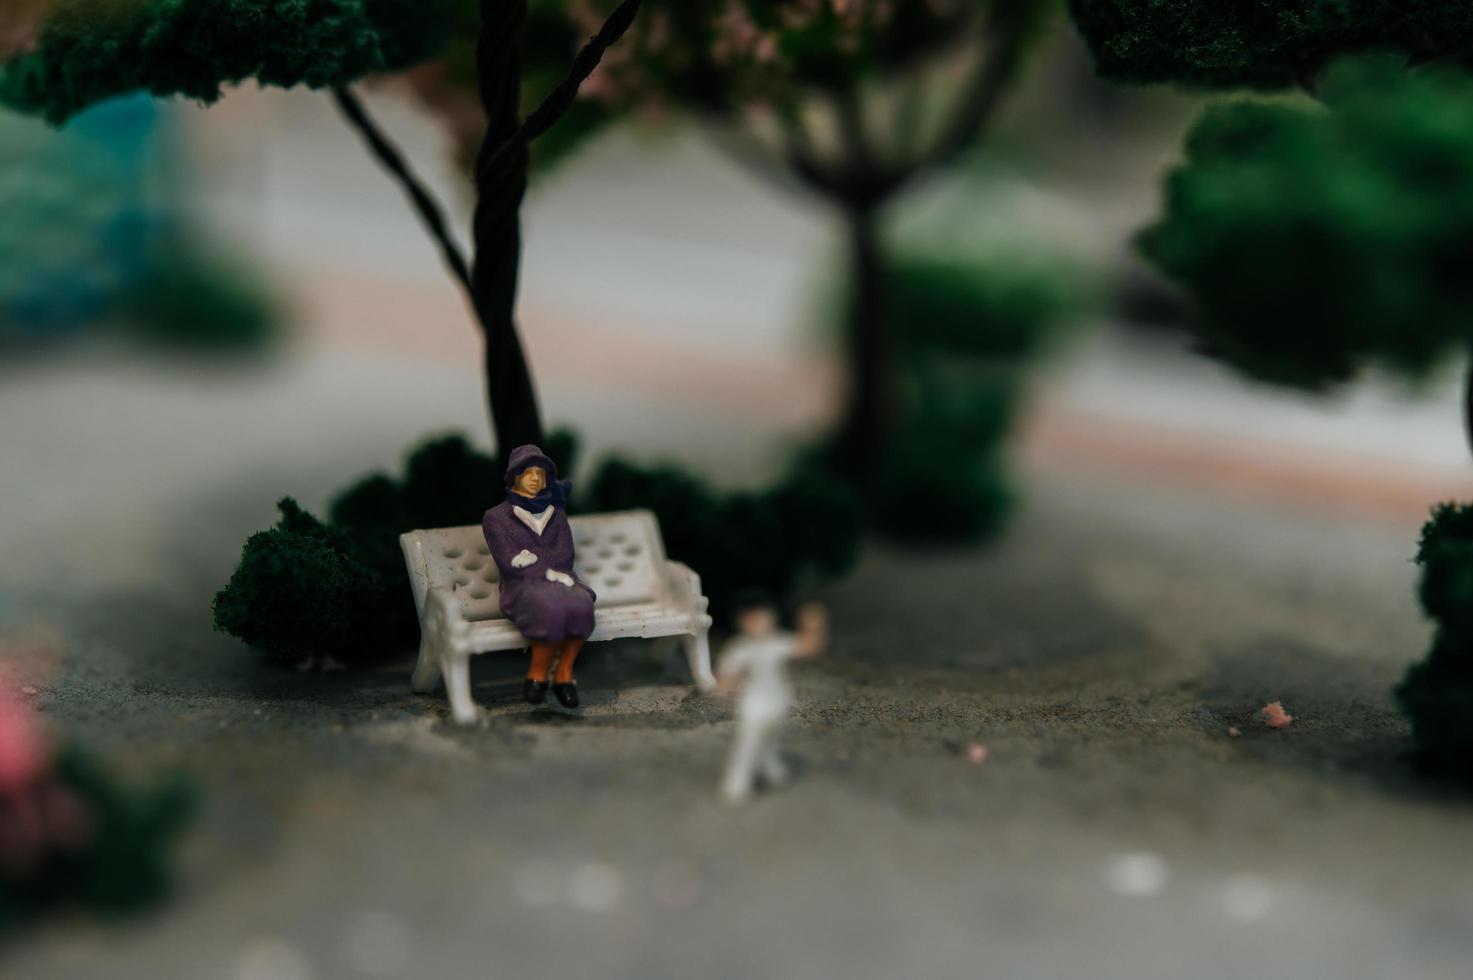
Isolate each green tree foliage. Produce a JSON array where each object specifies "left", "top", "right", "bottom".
[
  {"left": 1140, "top": 58, "right": 1473, "bottom": 388},
  {"left": 411, "top": 1, "right": 1057, "bottom": 493},
  {"left": 1397, "top": 504, "right": 1473, "bottom": 781},
  {"left": 0, "top": 0, "right": 451, "bottom": 124},
  {"left": 1069, "top": 0, "right": 1473, "bottom": 89},
  {"left": 870, "top": 245, "right": 1088, "bottom": 540}
]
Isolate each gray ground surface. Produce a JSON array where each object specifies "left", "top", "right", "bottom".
[{"left": 4, "top": 427, "right": 1472, "bottom": 979}]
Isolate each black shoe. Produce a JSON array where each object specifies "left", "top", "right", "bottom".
[
  {"left": 552, "top": 682, "right": 579, "bottom": 709},
  {"left": 523, "top": 679, "right": 549, "bottom": 705}
]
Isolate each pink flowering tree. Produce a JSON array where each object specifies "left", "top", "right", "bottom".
[
  {"left": 417, "top": 0, "right": 1052, "bottom": 481},
  {"left": 0, "top": 690, "right": 193, "bottom": 924}
]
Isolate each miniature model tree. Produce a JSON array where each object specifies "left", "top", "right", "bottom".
[
  {"left": 0, "top": 0, "right": 647, "bottom": 452},
  {"left": 1068, "top": 3, "right": 1473, "bottom": 776},
  {"left": 414, "top": 0, "right": 1055, "bottom": 483},
  {"left": 1068, "top": 3, "right": 1473, "bottom": 410}
]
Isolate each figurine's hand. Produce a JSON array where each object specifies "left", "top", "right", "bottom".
[
  {"left": 511, "top": 549, "right": 538, "bottom": 569},
  {"left": 794, "top": 602, "right": 829, "bottom": 657},
  {"left": 545, "top": 569, "right": 576, "bottom": 588},
  {"left": 795, "top": 602, "right": 827, "bottom": 632}
]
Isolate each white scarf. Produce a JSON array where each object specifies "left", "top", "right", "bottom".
[{"left": 512, "top": 504, "right": 554, "bottom": 536}]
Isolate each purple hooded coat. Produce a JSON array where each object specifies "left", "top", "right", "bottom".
[{"left": 482, "top": 445, "right": 596, "bottom": 644}]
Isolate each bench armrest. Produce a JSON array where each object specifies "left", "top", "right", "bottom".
[
  {"left": 664, "top": 560, "right": 713, "bottom": 629},
  {"left": 423, "top": 588, "right": 472, "bottom": 658}
]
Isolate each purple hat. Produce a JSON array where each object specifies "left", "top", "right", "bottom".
[{"left": 504, "top": 444, "right": 559, "bottom": 486}]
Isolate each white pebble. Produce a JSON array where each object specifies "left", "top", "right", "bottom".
[
  {"left": 233, "top": 938, "right": 313, "bottom": 980},
  {"left": 1104, "top": 851, "right": 1170, "bottom": 898},
  {"left": 569, "top": 861, "right": 624, "bottom": 913}
]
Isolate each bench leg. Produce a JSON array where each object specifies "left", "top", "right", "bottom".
[
  {"left": 410, "top": 636, "right": 442, "bottom": 693},
  {"left": 443, "top": 652, "right": 479, "bottom": 726},
  {"left": 682, "top": 630, "right": 716, "bottom": 693}
]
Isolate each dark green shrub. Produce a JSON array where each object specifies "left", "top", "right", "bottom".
[
  {"left": 213, "top": 498, "right": 384, "bottom": 666},
  {"left": 859, "top": 246, "right": 1086, "bottom": 544},
  {"left": 1414, "top": 504, "right": 1473, "bottom": 640},
  {"left": 218, "top": 430, "right": 856, "bottom": 664},
  {"left": 1397, "top": 645, "right": 1473, "bottom": 782},
  {"left": 1140, "top": 58, "right": 1473, "bottom": 389},
  {"left": 580, "top": 457, "right": 863, "bottom": 621},
  {"left": 118, "top": 247, "right": 278, "bottom": 350},
  {"left": 394, "top": 434, "right": 504, "bottom": 531},
  {"left": 0, "top": 745, "right": 195, "bottom": 929},
  {"left": 868, "top": 376, "right": 1017, "bottom": 543},
  {"left": 1398, "top": 503, "right": 1473, "bottom": 780}
]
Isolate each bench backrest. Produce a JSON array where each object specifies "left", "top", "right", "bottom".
[{"left": 401, "top": 509, "right": 670, "bottom": 624}]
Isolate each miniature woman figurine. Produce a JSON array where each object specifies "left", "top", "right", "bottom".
[{"left": 483, "top": 445, "right": 596, "bottom": 708}]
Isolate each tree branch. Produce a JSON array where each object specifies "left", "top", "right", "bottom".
[
  {"left": 701, "top": 119, "right": 816, "bottom": 199},
  {"left": 904, "top": 8, "right": 1032, "bottom": 184},
  {"left": 332, "top": 87, "right": 473, "bottom": 299},
  {"left": 475, "top": 0, "right": 644, "bottom": 187},
  {"left": 1464, "top": 353, "right": 1473, "bottom": 463},
  {"left": 833, "top": 85, "right": 876, "bottom": 180},
  {"left": 775, "top": 106, "right": 848, "bottom": 198}
]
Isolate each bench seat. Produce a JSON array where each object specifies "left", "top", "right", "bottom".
[{"left": 401, "top": 509, "right": 714, "bottom": 724}]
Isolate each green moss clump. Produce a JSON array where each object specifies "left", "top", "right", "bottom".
[
  {"left": 1140, "top": 57, "right": 1473, "bottom": 389},
  {"left": 1398, "top": 503, "right": 1473, "bottom": 781},
  {"left": 1, "top": 0, "right": 452, "bottom": 124}
]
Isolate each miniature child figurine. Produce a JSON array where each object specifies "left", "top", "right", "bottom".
[
  {"left": 483, "top": 445, "right": 596, "bottom": 708},
  {"left": 716, "top": 600, "right": 827, "bottom": 803}
]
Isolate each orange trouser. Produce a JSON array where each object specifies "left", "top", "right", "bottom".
[{"left": 527, "top": 639, "right": 586, "bottom": 684}]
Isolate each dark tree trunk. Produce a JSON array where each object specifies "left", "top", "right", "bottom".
[
  {"left": 830, "top": 204, "right": 895, "bottom": 480},
  {"left": 1464, "top": 354, "right": 1473, "bottom": 462},
  {"left": 471, "top": 0, "right": 544, "bottom": 452}
]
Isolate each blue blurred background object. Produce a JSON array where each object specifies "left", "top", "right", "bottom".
[{"left": 0, "top": 94, "right": 276, "bottom": 349}]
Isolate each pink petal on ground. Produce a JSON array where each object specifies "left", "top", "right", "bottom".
[
  {"left": 1227, "top": 726, "right": 1241, "bottom": 738},
  {"left": 967, "top": 743, "right": 988, "bottom": 765},
  {"left": 1261, "top": 702, "right": 1294, "bottom": 729}
]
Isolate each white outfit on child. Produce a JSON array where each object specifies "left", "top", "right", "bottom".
[{"left": 718, "top": 634, "right": 799, "bottom": 802}]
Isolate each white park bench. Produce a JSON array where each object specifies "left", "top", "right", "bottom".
[{"left": 401, "top": 509, "right": 715, "bottom": 725}]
